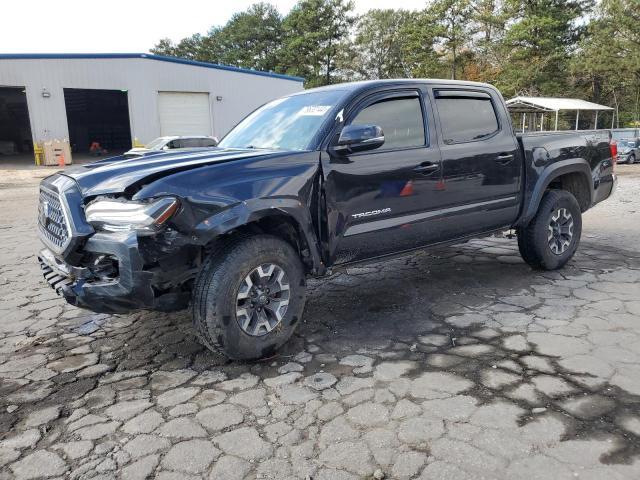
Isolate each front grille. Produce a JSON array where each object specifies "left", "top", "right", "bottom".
[{"left": 38, "top": 187, "right": 70, "bottom": 251}]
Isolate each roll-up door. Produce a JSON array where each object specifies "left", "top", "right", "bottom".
[{"left": 158, "top": 92, "right": 212, "bottom": 136}]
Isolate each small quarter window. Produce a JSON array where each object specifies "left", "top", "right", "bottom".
[
  {"left": 351, "top": 96, "right": 425, "bottom": 150},
  {"left": 436, "top": 95, "right": 499, "bottom": 144}
]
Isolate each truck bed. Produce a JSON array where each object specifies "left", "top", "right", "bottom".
[{"left": 515, "top": 129, "right": 615, "bottom": 226}]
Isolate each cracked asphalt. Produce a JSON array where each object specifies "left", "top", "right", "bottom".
[{"left": 1, "top": 165, "right": 640, "bottom": 480}]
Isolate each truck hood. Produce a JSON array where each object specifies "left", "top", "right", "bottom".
[{"left": 61, "top": 147, "right": 287, "bottom": 197}]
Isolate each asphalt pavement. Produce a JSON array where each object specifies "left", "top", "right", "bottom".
[{"left": 1, "top": 165, "right": 639, "bottom": 479}]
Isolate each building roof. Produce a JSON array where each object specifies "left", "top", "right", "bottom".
[
  {"left": 0, "top": 53, "right": 304, "bottom": 83},
  {"left": 506, "top": 96, "right": 613, "bottom": 112}
]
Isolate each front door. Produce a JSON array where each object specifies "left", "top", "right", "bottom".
[{"left": 322, "top": 89, "right": 443, "bottom": 265}]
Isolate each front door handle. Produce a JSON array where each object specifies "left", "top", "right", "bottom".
[
  {"left": 414, "top": 162, "right": 440, "bottom": 174},
  {"left": 495, "top": 153, "right": 514, "bottom": 165}
]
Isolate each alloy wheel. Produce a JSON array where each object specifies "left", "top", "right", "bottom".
[
  {"left": 236, "top": 263, "right": 290, "bottom": 336},
  {"left": 548, "top": 207, "right": 574, "bottom": 255}
]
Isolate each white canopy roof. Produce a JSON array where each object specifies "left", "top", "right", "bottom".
[{"left": 506, "top": 96, "right": 613, "bottom": 112}]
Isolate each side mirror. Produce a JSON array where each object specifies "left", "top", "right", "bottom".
[{"left": 333, "top": 124, "right": 384, "bottom": 154}]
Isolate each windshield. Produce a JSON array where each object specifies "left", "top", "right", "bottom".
[
  {"left": 618, "top": 140, "right": 636, "bottom": 149},
  {"left": 218, "top": 90, "right": 347, "bottom": 151},
  {"left": 145, "top": 137, "right": 170, "bottom": 150}
]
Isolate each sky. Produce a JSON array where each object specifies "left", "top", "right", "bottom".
[{"left": 0, "top": 0, "right": 428, "bottom": 54}]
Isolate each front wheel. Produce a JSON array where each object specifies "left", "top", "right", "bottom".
[
  {"left": 517, "top": 190, "right": 582, "bottom": 270},
  {"left": 192, "top": 235, "right": 307, "bottom": 360},
  {"left": 629, "top": 155, "right": 636, "bottom": 165}
]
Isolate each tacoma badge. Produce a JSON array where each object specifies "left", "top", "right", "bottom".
[{"left": 351, "top": 208, "right": 391, "bottom": 219}]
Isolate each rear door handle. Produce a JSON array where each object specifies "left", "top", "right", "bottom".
[
  {"left": 414, "top": 162, "right": 440, "bottom": 174},
  {"left": 495, "top": 153, "right": 514, "bottom": 165}
]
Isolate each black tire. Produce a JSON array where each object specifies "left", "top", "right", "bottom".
[
  {"left": 629, "top": 155, "right": 636, "bottom": 165},
  {"left": 517, "top": 190, "right": 582, "bottom": 270},
  {"left": 192, "top": 235, "right": 306, "bottom": 360}
]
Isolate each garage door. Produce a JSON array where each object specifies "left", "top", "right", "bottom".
[{"left": 158, "top": 92, "right": 212, "bottom": 136}]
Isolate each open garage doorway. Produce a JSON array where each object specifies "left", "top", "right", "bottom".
[
  {"left": 64, "top": 88, "right": 132, "bottom": 154},
  {"left": 0, "top": 86, "right": 33, "bottom": 163}
]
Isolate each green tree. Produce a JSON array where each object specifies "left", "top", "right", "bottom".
[
  {"left": 398, "top": 10, "right": 445, "bottom": 78},
  {"left": 152, "top": 3, "right": 283, "bottom": 71},
  {"left": 428, "top": 0, "right": 475, "bottom": 80},
  {"left": 571, "top": 0, "right": 640, "bottom": 126},
  {"left": 350, "top": 9, "right": 413, "bottom": 79},
  {"left": 607, "top": 0, "right": 640, "bottom": 125},
  {"left": 465, "top": 0, "right": 509, "bottom": 82},
  {"left": 498, "top": 0, "right": 593, "bottom": 97},
  {"left": 151, "top": 34, "right": 208, "bottom": 61},
  {"left": 147, "top": 0, "right": 639, "bottom": 116},
  {"left": 281, "top": 0, "right": 357, "bottom": 87},
  {"left": 151, "top": 38, "right": 176, "bottom": 57},
  {"left": 213, "top": 3, "right": 284, "bottom": 72}
]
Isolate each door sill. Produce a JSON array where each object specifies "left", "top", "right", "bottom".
[{"left": 322, "top": 226, "right": 512, "bottom": 275}]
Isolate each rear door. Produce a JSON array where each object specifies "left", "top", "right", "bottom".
[
  {"left": 431, "top": 87, "right": 522, "bottom": 239},
  {"left": 322, "top": 88, "right": 443, "bottom": 265}
]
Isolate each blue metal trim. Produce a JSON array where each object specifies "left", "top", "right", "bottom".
[{"left": 0, "top": 53, "right": 305, "bottom": 83}]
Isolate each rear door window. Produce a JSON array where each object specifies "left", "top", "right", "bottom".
[
  {"left": 435, "top": 94, "right": 499, "bottom": 144},
  {"left": 351, "top": 96, "right": 425, "bottom": 150}
]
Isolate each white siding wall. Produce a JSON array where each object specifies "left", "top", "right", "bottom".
[{"left": 0, "top": 57, "right": 303, "bottom": 145}]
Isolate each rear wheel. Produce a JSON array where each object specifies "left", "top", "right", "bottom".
[
  {"left": 517, "top": 190, "right": 582, "bottom": 270},
  {"left": 192, "top": 235, "right": 306, "bottom": 360}
]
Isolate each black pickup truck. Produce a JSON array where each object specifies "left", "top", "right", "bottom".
[{"left": 37, "top": 80, "right": 616, "bottom": 360}]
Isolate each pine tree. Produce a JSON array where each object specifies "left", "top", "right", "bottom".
[
  {"left": 281, "top": 0, "right": 356, "bottom": 86},
  {"left": 498, "top": 0, "right": 593, "bottom": 97}
]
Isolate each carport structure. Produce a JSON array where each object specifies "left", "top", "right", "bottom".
[{"left": 506, "top": 96, "right": 614, "bottom": 132}]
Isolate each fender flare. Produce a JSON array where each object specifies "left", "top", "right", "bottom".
[
  {"left": 191, "top": 198, "right": 325, "bottom": 274},
  {"left": 518, "top": 158, "right": 593, "bottom": 227}
]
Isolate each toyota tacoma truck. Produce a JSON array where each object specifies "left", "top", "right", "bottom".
[{"left": 37, "top": 80, "right": 616, "bottom": 360}]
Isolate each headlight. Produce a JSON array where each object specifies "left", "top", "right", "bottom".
[{"left": 85, "top": 197, "right": 179, "bottom": 234}]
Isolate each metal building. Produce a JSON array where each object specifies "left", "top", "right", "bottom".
[{"left": 0, "top": 53, "right": 304, "bottom": 161}]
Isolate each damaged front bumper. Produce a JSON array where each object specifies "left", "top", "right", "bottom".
[{"left": 38, "top": 231, "right": 155, "bottom": 314}]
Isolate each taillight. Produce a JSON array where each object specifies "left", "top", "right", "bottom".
[{"left": 610, "top": 141, "right": 617, "bottom": 170}]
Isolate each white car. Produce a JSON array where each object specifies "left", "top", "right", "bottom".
[{"left": 125, "top": 136, "right": 218, "bottom": 156}]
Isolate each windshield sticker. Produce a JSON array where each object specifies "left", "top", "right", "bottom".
[{"left": 299, "top": 105, "right": 332, "bottom": 116}]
